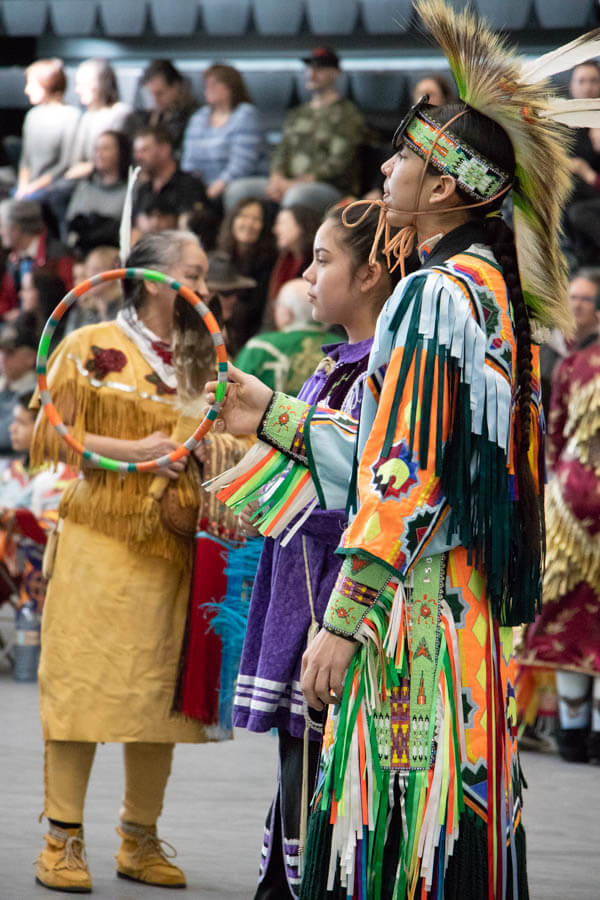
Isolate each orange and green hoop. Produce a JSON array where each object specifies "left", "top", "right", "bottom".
[{"left": 36, "top": 267, "right": 228, "bottom": 474}]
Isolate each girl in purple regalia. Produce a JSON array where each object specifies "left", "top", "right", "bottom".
[{"left": 232, "top": 205, "right": 398, "bottom": 899}]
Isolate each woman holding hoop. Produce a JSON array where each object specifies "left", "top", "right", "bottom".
[{"left": 31, "top": 230, "right": 212, "bottom": 892}]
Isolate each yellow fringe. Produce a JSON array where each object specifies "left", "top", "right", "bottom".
[
  {"left": 31, "top": 379, "right": 196, "bottom": 569},
  {"left": 543, "top": 478, "right": 600, "bottom": 604},
  {"left": 198, "top": 432, "right": 255, "bottom": 539}
]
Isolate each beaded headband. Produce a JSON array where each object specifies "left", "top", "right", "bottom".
[{"left": 393, "top": 97, "right": 511, "bottom": 202}]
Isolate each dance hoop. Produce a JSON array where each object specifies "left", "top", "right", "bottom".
[{"left": 36, "top": 267, "right": 228, "bottom": 474}]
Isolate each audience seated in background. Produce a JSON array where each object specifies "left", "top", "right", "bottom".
[
  {"left": 217, "top": 196, "right": 277, "bottom": 325},
  {"left": 65, "top": 245, "right": 121, "bottom": 334},
  {"left": 412, "top": 72, "right": 456, "bottom": 105},
  {"left": 16, "top": 59, "right": 81, "bottom": 201},
  {"left": 132, "top": 124, "right": 208, "bottom": 240},
  {"left": 0, "top": 200, "right": 73, "bottom": 318},
  {"left": 227, "top": 47, "right": 368, "bottom": 214},
  {"left": 65, "top": 130, "right": 131, "bottom": 254},
  {"left": 19, "top": 267, "right": 67, "bottom": 343},
  {"left": 235, "top": 277, "right": 340, "bottom": 395},
  {"left": 0, "top": 316, "right": 39, "bottom": 455},
  {"left": 268, "top": 204, "right": 321, "bottom": 307},
  {"left": 140, "top": 59, "right": 198, "bottom": 153},
  {"left": 41, "top": 58, "right": 134, "bottom": 233},
  {"left": 181, "top": 63, "right": 269, "bottom": 204},
  {"left": 564, "top": 61, "right": 600, "bottom": 265},
  {"left": 206, "top": 251, "right": 262, "bottom": 357}
]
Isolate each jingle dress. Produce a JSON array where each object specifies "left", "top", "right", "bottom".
[
  {"left": 213, "top": 223, "right": 542, "bottom": 899},
  {"left": 32, "top": 317, "right": 208, "bottom": 743}
]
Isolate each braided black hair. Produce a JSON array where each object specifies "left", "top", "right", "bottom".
[{"left": 429, "top": 103, "right": 542, "bottom": 558}]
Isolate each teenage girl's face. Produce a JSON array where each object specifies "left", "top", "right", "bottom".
[
  {"left": 232, "top": 202, "right": 264, "bottom": 247},
  {"left": 303, "top": 218, "right": 356, "bottom": 327},
  {"left": 25, "top": 75, "right": 46, "bottom": 106},
  {"left": 381, "top": 142, "right": 431, "bottom": 229}
]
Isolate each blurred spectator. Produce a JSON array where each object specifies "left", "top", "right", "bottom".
[
  {"left": 181, "top": 64, "right": 268, "bottom": 204},
  {"left": 134, "top": 194, "right": 178, "bottom": 237},
  {"left": 64, "top": 59, "right": 134, "bottom": 182},
  {"left": 0, "top": 391, "right": 77, "bottom": 614},
  {"left": 140, "top": 60, "right": 198, "bottom": 152},
  {"left": 16, "top": 59, "right": 81, "bottom": 200},
  {"left": 230, "top": 47, "right": 368, "bottom": 214},
  {"left": 65, "top": 130, "right": 131, "bottom": 254},
  {"left": 0, "top": 200, "right": 73, "bottom": 318},
  {"left": 412, "top": 72, "right": 455, "bottom": 105},
  {"left": 206, "top": 251, "right": 260, "bottom": 357},
  {"left": 65, "top": 245, "right": 121, "bottom": 334},
  {"left": 132, "top": 125, "right": 208, "bottom": 232},
  {"left": 540, "top": 270, "right": 600, "bottom": 418},
  {"left": 217, "top": 196, "right": 277, "bottom": 321},
  {"left": 19, "top": 267, "right": 67, "bottom": 343},
  {"left": 235, "top": 278, "right": 339, "bottom": 395},
  {"left": 268, "top": 204, "right": 321, "bottom": 303},
  {"left": 565, "top": 61, "right": 600, "bottom": 264},
  {"left": 42, "top": 59, "right": 134, "bottom": 234},
  {"left": 0, "top": 316, "right": 38, "bottom": 454}
]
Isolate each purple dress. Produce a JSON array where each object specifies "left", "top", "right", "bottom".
[{"left": 233, "top": 338, "right": 372, "bottom": 741}]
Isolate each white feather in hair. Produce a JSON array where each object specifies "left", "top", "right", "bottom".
[{"left": 119, "top": 165, "right": 141, "bottom": 266}]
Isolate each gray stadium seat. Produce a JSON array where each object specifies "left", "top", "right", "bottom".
[
  {"left": 114, "top": 67, "right": 145, "bottom": 108},
  {"left": 475, "top": 0, "right": 531, "bottom": 29},
  {"left": 49, "top": 0, "right": 97, "bottom": 35},
  {"left": 360, "top": 0, "right": 413, "bottom": 34},
  {"left": 349, "top": 71, "right": 407, "bottom": 114},
  {"left": 201, "top": 0, "right": 250, "bottom": 35},
  {"left": 1, "top": 0, "right": 48, "bottom": 36},
  {"left": 98, "top": 0, "right": 147, "bottom": 36},
  {"left": 252, "top": 0, "right": 304, "bottom": 35},
  {"left": 0, "top": 67, "right": 28, "bottom": 108},
  {"left": 533, "top": 0, "right": 593, "bottom": 28},
  {"left": 295, "top": 69, "right": 349, "bottom": 104},
  {"left": 149, "top": 0, "right": 200, "bottom": 35},
  {"left": 305, "top": 0, "right": 358, "bottom": 35},
  {"left": 243, "top": 71, "right": 295, "bottom": 112}
]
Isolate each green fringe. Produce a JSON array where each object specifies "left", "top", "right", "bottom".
[{"left": 442, "top": 377, "right": 541, "bottom": 625}]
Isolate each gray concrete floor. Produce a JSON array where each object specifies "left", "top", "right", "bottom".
[{"left": 0, "top": 648, "right": 599, "bottom": 899}]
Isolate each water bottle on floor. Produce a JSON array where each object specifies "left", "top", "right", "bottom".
[{"left": 13, "top": 602, "right": 41, "bottom": 682}]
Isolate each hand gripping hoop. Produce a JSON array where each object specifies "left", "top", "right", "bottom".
[{"left": 36, "top": 267, "right": 228, "bottom": 474}]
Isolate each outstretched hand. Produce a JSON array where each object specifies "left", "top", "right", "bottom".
[
  {"left": 205, "top": 364, "right": 273, "bottom": 436},
  {"left": 301, "top": 628, "right": 359, "bottom": 710}
]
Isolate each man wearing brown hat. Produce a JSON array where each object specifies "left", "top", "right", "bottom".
[
  {"left": 226, "top": 47, "right": 368, "bottom": 215},
  {"left": 0, "top": 199, "right": 73, "bottom": 318},
  {"left": 206, "top": 251, "right": 260, "bottom": 357},
  {"left": 0, "top": 314, "right": 39, "bottom": 454}
]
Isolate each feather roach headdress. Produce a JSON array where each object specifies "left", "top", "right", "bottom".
[{"left": 413, "top": 0, "right": 600, "bottom": 335}]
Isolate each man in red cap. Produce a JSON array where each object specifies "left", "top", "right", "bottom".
[{"left": 264, "top": 47, "right": 368, "bottom": 212}]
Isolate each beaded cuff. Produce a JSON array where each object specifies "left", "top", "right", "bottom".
[
  {"left": 257, "top": 391, "right": 311, "bottom": 464},
  {"left": 324, "top": 554, "right": 392, "bottom": 638}
]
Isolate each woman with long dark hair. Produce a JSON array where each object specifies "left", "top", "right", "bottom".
[
  {"left": 204, "top": 1, "right": 580, "bottom": 895},
  {"left": 65, "top": 130, "right": 132, "bottom": 253},
  {"left": 217, "top": 195, "right": 277, "bottom": 330}
]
